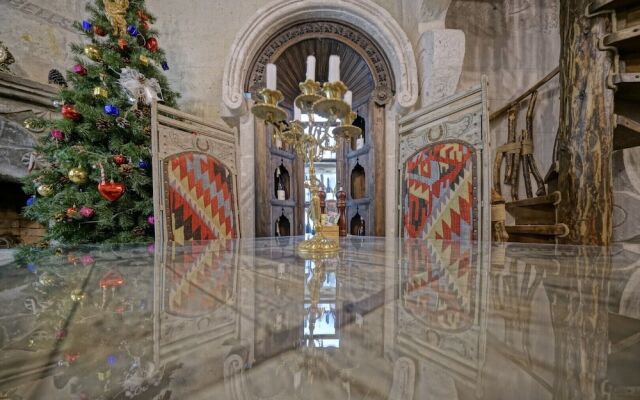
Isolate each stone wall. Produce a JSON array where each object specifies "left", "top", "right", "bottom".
[
  {"left": 0, "top": 209, "right": 45, "bottom": 246},
  {"left": 446, "top": 0, "right": 561, "bottom": 179}
]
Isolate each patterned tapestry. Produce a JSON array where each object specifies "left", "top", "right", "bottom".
[
  {"left": 165, "top": 152, "right": 237, "bottom": 242},
  {"left": 401, "top": 240, "right": 475, "bottom": 332},
  {"left": 403, "top": 142, "right": 476, "bottom": 240},
  {"left": 165, "top": 240, "right": 236, "bottom": 317}
]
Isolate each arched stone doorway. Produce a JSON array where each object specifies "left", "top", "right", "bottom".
[{"left": 221, "top": 0, "right": 419, "bottom": 238}]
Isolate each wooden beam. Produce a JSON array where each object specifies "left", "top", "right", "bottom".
[
  {"left": 556, "top": 0, "right": 615, "bottom": 246},
  {"left": 489, "top": 67, "right": 560, "bottom": 121}
]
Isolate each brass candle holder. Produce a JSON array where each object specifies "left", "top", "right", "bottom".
[{"left": 251, "top": 78, "right": 362, "bottom": 257}]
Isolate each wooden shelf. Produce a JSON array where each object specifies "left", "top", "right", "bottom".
[
  {"left": 604, "top": 25, "right": 640, "bottom": 53},
  {"left": 592, "top": 0, "right": 640, "bottom": 11},
  {"left": 614, "top": 114, "right": 640, "bottom": 150},
  {"left": 270, "top": 199, "right": 296, "bottom": 207}
]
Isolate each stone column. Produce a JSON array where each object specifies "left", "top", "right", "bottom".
[
  {"left": 238, "top": 108, "right": 256, "bottom": 238},
  {"left": 417, "top": 28, "right": 466, "bottom": 108}
]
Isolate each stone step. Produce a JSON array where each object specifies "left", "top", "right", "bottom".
[
  {"left": 604, "top": 24, "right": 640, "bottom": 54},
  {"left": 614, "top": 114, "right": 640, "bottom": 150},
  {"left": 506, "top": 192, "right": 560, "bottom": 226},
  {"left": 616, "top": 73, "right": 640, "bottom": 101},
  {"left": 592, "top": 0, "right": 640, "bottom": 12},
  {"left": 506, "top": 192, "right": 560, "bottom": 209},
  {"left": 505, "top": 224, "right": 569, "bottom": 244}
]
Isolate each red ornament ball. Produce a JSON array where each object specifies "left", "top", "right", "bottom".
[
  {"left": 66, "top": 207, "right": 79, "bottom": 218},
  {"left": 145, "top": 37, "right": 158, "bottom": 53},
  {"left": 61, "top": 105, "right": 81, "bottom": 121},
  {"left": 113, "top": 154, "right": 127, "bottom": 166},
  {"left": 118, "top": 38, "right": 128, "bottom": 50},
  {"left": 136, "top": 10, "right": 149, "bottom": 21},
  {"left": 93, "top": 25, "right": 107, "bottom": 36}
]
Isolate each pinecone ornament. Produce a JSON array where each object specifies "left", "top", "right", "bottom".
[
  {"left": 96, "top": 118, "right": 112, "bottom": 131},
  {"left": 144, "top": 126, "right": 152, "bottom": 135},
  {"left": 132, "top": 226, "right": 145, "bottom": 236},
  {"left": 119, "top": 164, "right": 133, "bottom": 174},
  {"left": 132, "top": 109, "right": 143, "bottom": 119},
  {"left": 116, "top": 117, "right": 130, "bottom": 129},
  {"left": 48, "top": 69, "right": 68, "bottom": 87}
]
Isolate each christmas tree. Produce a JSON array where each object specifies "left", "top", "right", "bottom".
[{"left": 22, "top": 0, "right": 178, "bottom": 245}]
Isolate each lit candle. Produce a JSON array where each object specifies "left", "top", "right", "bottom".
[
  {"left": 294, "top": 104, "right": 301, "bottom": 121},
  {"left": 328, "top": 55, "right": 340, "bottom": 83},
  {"left": 306, "top": 55, "right": 316, "bottom": 81},
  {"left": 344, "top": 90, "right": 352, "bottom": 107},
  {"left": 266, "top": 63, "right": 277, "bottom": 90}
]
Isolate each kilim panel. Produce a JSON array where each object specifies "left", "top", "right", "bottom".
[{"left": 164, "top": 153, "right": 237, "bottom": 242}]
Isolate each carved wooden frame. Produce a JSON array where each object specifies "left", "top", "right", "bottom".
[
  {"left": 151, "top": 102, "right": 241, "bottom": 244},
  {"left": 397, "top": 77, "right": 491, "bottom": 242}
]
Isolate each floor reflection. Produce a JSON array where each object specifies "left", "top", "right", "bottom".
[{"left": 0, "top": 238, "right": 639, "bottom": 399}]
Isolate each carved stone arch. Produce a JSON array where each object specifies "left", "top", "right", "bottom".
[
  {"left": 221, "top": 0, "right": 419, "bottom": 117},
  {"left": 244, "top": 20, "right": 396, "bottom": 106}
]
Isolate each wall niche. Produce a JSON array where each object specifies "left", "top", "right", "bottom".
[
  {"left": 274, "top": 161, "right": 291, "bottom": 201},
  {"left": 350, "top": 161, "right": 366, "bottom": 199},
  {"left": 350, "top": 210, "right": 366, "bottom": 236},
  {"left": 275, "top": 210, "right": 291, "bottom": 237}
]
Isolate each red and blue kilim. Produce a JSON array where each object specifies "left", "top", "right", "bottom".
[
  {"left": 165, "top": 153, "right": 237, "bottom": 242},
  {"left": 403, "top": 142, "right": 476, "bottom": 240},
  {"left": 165, "top": 240, "right": 235, "bottom": 317},
  {"left": 401, "top": 240, "right": 475, "bottom": 332}
]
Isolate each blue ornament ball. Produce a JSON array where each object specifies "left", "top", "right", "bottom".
[
  {"left": 127, "top": 25, "right": 139, "bottom": 36},
  {"left": 26, "top": 195, "right": 36, "bottom": 206},
  {"left": 107, "top": 354, "right": 117, "bottom": 365},
  {"left": 104, "top": 104, "right": 120, "bottom": 117},
  {"left": 81, "top": 20, "right": 92, "bottom": 31},
  {"left": 161, "top": 61, "right": 169, "bottom": 71},
  {"left": 138, "top": 159, "right": 150, "bottom": 170},
  {"left": 27, "top": 263, "right": 37, "bottom": 273}
]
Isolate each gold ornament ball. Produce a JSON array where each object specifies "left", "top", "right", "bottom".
[
  {"left": 23, "top": 118, "right": 35, "bottom": 129},
  {"left": 139, "top": 54, "right": 149, "bottom": 66},
  {"left": 84, "top": 44, "right": 102, "bottom": 61},
  {"left": 93, "top": 87, "right": 109, "bottom": 98},
  {"left": 37, "top": 184, "right": 54, "bottom": 197},
  {"left": 68, "top": 167, "right": 88, "bottom": 184},
  {"left": 38, "top": 272, "right": 55, "bottom": 287},
  {"left": 70, "top": 289, "right": 85, "bottom": 303}
]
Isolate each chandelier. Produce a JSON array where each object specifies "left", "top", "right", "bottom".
[{"left": 251, "top": 55, "right": 362, "bottom": 256}]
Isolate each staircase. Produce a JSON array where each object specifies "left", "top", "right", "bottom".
[
  {"left": 596, "top": 0, "right": 640, "bottom": 152},
  {"left": 492, "top": 0, "right": 640, "bottom": 244},
  {"left": 504, "top": 192, "right": 568, "bottom": 244}
]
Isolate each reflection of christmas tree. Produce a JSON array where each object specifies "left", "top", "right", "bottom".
[
  {"left": 5, "top": 246, "right": 180, "bottom": 399},
  {"left": 21, "top": 0, "right": 178, "bottom": 245}
]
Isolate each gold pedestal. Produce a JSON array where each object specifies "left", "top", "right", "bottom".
[{"left": 297, "top": 233, "right": 339, "bottom": 258}]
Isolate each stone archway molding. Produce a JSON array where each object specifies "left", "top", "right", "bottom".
[{"left": 221, "top": 0, "right": 419, "bottom": 117}]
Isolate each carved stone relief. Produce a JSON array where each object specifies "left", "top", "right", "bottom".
[{"left": 246, "top": 20, "right": 395, "bottom": 106}]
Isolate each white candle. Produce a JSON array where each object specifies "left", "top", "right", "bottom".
[
  {"left": 344, "top": 90, "right": 352, "bottom": 107},
  {"left": 305, "top": 55, "right": 316, "bottom": 81},
  {"left": 328, "top": 55, "right": 340, "bottom": 83},
  {"left": 266, "top": 63, "right": 277, "bottom": 90},
  {"left": 294, "top": 104, "right": 301, "bottom": 121}
]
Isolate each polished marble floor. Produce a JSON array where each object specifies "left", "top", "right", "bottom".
[{"left": 1, "top": 237, "right": 639, "bottom": 399}]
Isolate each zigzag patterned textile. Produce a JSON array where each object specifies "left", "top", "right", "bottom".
[
  {"left": 403, "top": 142, "right": 476, "bottom": 240},
  {"left": 165, "top": 240, "right": 235, "bottom": 317},
  {"left": 401, "top": 240, "right": 475, "bottom": 332},
  {"left": 165, "top": 153, "right": 237, "bottom": 242}
]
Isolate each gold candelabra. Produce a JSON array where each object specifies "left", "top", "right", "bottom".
[{"left": 251, "top": 75, "right": 362, "bottom": 256}]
